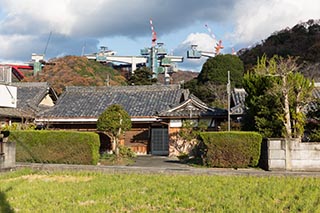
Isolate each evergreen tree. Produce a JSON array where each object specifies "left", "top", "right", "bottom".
[
  {"left": 242, "top": 55, "right": 314, "bottom": 139},
  {"left": 185, "top": 54, "right": 244, "bottom": 107},
  {"left": 128, "top": 66, "right": 157, "bottom": 85},
  {"left": 97, "top": 104, "right": 131, "bottom": 156}
]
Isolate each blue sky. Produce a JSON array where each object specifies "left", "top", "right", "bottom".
[{"left": 0, "top": 0, "right": 319, "bottom": 71}]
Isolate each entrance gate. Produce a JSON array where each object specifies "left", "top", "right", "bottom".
[{"left": 151, "top": 128, "right": 169, "bottom": 155}]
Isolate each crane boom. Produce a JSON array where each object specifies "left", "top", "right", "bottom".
[
  {"left": 43, "top": 31, "right": 52, "bottom": 56},
  {"left": 204, "top": 24, "right": 216, "bottom": 40},
  {"left": 150, "top": 18, "right": 157, "bottom": 47},
  {"left": 205, "top": 24, "right": 224, "bottom": 55}
]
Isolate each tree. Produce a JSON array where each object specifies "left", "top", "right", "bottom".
[
  {"left": 198, "top": 54, "right": 244, "bottom": 87},
  {"left": 97, "top": 104, "right": 131, "bottom": 156},
  {"left": 243, "top": 55, "right": 314, "bottom": 139},
  {"left": 185, "top": 54, "right": 244, "bottom": 107},
  {"left": 128, "top": 66, "right": 157, "bottom": 85},
  {"left": 242, "top": 73, "right": 283, "bottom": 137}
]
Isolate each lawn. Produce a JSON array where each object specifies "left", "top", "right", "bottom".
[{"left": 1, "top": 169, "right": 320, "bottom": 212}]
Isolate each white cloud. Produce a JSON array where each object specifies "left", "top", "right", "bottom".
[
  {"left": 175, "top": 33, "right": 218, "bottom": 71},
  {"left": 231, "top": 0, "right": 320, "bottom": 46},
  {"left": 0, "top": 0, "right": 318, "bottom": 70},
  {"left": 0, "top": 34, "right": 37, "bottom": 59},
  {"left": 181, "top": 33, "right": 217, "bottom": 52},
  {"left": 1, "top": 0, "right": 76, "bottom": 35}
]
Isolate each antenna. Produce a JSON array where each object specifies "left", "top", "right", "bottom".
[
  {"left": 150, "top": 18, "right": 157, "bottom": 47},
  {"left": 43, "top": 31, "right": 52, "bottom": 56}
]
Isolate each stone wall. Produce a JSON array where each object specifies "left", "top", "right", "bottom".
[{"left": 266, "top": 138, "right": 320, "bottom": 171}]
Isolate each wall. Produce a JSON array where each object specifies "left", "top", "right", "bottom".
[
  {"left": 266, "top": 138, "right": 320, "bottom": 171},
  {"left": 168, "top": 127, "right": 198, "bottom": 157},
  {"left": 39, "top": 94, "right": 55, "bottom": 107},
  {"left": 0, "top": 140, "right": 16, "bottom": 169},
  {"left": 123, "top": 127, "right": 149, "bottom": 155}
]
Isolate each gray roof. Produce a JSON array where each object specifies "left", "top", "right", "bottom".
[
  {"left": 306, "top": 84, "right": 320, "bottom": 112},
  {"left": 159, "top": 94, "right": 227, "bottom": 118},
  {"left": 0, "top": 82, "right": 57, "bottom": 118},
  {"left": 38, "top": 84, "right": 189, "bottom": 118},
  {"left": 230, "top": 85, "right": 320, "bottom": 115}
]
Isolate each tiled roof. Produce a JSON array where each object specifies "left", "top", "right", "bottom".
[
  {"left": 306, "top": 85, "right": 320, "bottom": 112},
  {"left": 0, "top": 82, "right": 56, "bottom": 118},
  {"left": 159, "top": 94, "right": 227, "bottom": 118},
  {"left": 38, "top": 84, "right": 189, "bottom": 118},
  {"left": 230, "top": 85, "right": 320, "bottom": 115}
]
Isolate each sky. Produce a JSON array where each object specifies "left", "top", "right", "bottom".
[{"left": 0, "top": 0, "right": 319, "bottom": 71}]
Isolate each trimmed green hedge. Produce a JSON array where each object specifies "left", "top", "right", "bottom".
[
  {"left": 9, "top": 130, "right": 100, "bottom": 165},
  {"left": 200, "top": 131, "right": 262, "bottom": 168}
]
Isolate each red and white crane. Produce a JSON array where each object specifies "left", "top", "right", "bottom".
[
  {"left": 188, "top": 24, "right": 225, "bottom": 59},
  {"left": 150, "top": 18, "right": 157, "bottom": 47},
  {"left": 205, "top": 24, "right": 223, "bottom": 55}
]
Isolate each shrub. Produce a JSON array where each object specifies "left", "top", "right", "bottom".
[
  {"left": 9, "top": 130, "right": 100, "bottom": 165},
  {"left": 200, "top": 131, "right": 262, "bottom": 168},
  {"left": 118, "top": 145, "right": 136, "bottom": 158}
]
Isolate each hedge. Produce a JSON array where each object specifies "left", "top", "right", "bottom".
[
  {"left": 9, "top": 130, "right": 100, "bottom": 165},
  {"left": 200, "top": 131, "right": 262, "bottom": 168}
]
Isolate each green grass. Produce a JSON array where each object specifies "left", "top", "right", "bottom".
[{"left": 1, "top": 169, "right": 320, "bottom": 212}]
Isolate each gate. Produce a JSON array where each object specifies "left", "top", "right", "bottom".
[{"left": 151, "top": 128, "right": 169, "bottom": 155}]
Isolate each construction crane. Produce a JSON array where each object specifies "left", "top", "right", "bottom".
[
  {"left": 205, "top": 24, "right": 224, "bottom": 55},
  {"left": 214, "top": 40, "right": 224, "bottom": 55},
  {"left": 150, "top": 18, "right": 157, "bottom": 47},
  {"left": 187, "top": 24, "right": 224, "bottom": 59},
  {"left": 1, "top": 32, "right": 56, "bottom": 81},
  {"left": 140, "top": 18, "right": 183, "bottom": 80},
  {"left": 85, "top": 46, "right": 147, "bottom": 73}
]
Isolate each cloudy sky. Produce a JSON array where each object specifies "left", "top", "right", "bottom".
[{"left": 0, "top": 0, "right": 319, "bottom": 71}]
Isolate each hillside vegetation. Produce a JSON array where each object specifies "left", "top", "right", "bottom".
[
  {"left": 239, "top": 19, "right": 320, "bottom": 79},
  {"left": 157, "top": 70, "right": 198, "bottom": 85},
  {"left": 24, "top": 56, "right": 127, "bottom": 94}
]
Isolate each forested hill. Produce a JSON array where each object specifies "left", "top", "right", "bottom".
[
  {"left": 239, "top": 19, "right": 320, "bottom": 79},
  {"left": 24, "top": 56, "right": 127, "bottom": 95}
]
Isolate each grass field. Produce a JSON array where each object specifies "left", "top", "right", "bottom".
[{"left": 1, "top": 169, "right": 320, "bottom": 212}]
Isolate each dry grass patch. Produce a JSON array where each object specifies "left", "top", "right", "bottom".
[{"left": 4, "top": 174, "right": 92, "bottom": 183}]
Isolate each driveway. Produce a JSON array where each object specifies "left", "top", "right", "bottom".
[{"left": 130, "top": 155, "right": 190, "bottom": 168}]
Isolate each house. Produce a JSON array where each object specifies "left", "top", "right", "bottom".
[
  {"left": 0, "top": 82, "right": 58, "bottom": 127},
  {"left": 36, "top": 84, "right": 227, "bottom": 155},
  {"left": 230, "top": 83, "right": 320, "bottom": 120}
]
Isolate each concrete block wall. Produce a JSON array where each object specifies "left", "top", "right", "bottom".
[
  {"left": 0, "top": 142, "right": 16, "bottom": 169},
  {"left": 267, "top": 139, "right": 286, "bottom": 170},
  {"left": 267, "top": 138, "right": 320, "bottom": 171}
]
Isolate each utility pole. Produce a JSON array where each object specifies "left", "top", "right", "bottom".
[{"left": 227, "top": 70, "right": 231, "bottom": 131}]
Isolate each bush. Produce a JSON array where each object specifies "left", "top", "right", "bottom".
[
  {"left": 118, "top": 145, "right": 136, "bottom": 158},
  {"left": 200, "top": 131, "right": 262, "bottom": 168},
  {"left": 9, "top": 130, "right": 100, "bottom": 165}
]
